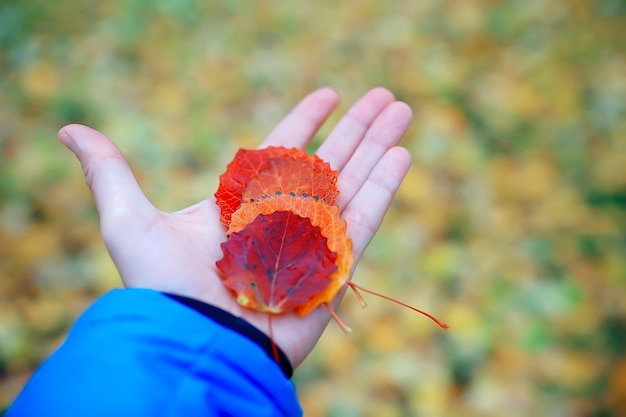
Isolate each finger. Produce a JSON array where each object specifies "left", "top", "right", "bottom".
[
  {"left": 315, "top": 87, "right": 395, "bottom": 170},
  {"left": 342, "top": 146, "right": 412, "bottom": 261},
  {"left": 58, "top": 124, "right": 155, "bottom": 231},
  {"left": 336, "top": 101, "right": 413, "bottom": 209},
  {"left": 259, "top": 87, "right": 340, "bottom": 149}
]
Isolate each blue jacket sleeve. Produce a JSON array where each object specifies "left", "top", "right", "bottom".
[{"left": 6, "top": 289, "right": 302, "bottom": 417}]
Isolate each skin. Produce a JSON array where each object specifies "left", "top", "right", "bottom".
[{"left": 58, "top": 87, "right": 413, "bottom": 369}]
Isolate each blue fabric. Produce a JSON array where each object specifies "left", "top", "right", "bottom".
[
  {"left": 6, "top": 289, "right": 302, "bottom": 417},
  {"left": 163, "top": 293, "right": 293, "bottom": 378}
]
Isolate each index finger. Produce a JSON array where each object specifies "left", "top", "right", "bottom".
[{"left": 259, "top": 88, "right": 340, "bottom": 149}]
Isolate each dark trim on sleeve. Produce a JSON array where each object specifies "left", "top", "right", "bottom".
[{"left": 163, "top": 293, "right": 293, "bottom": 379}]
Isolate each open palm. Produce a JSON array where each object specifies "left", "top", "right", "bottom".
[{"left": 59, "top": 87, "right": 412, "bottom": 368}]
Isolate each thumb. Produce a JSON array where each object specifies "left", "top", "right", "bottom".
[{"left": 58, "top": 124, "right": 156, "bottom": 238}]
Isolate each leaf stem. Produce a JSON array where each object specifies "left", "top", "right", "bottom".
[
  {"left": 348, "top": 282, "right": 368, "bottom": 308},
  {"left": 267, "top": 313, "right": 280, "bottom": 363},
  {"left": 348, "top": 282, "right": 449, "bottom": 329},
  {"left": 324, "top": 302, "right": 352, "bottom": 334}
]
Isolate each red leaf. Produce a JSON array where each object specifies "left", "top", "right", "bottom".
[
  {"left": 214, "top": 146, "right": 337, "bottom": 225},
  {"left": 229, "top": 194, "right": 353, "bottom": 316},
  {"left": 216, "top": 211, "right": 338, "bottom": 314}
]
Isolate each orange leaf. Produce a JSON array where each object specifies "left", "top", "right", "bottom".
[
  {"left": 242, "top": 157, "right": 338, "bottom": 205},
  {"left": 215, "top": 146, "right": 337, "bottom": 225}
]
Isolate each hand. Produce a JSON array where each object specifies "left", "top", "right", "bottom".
[{"left": 58, "top": 87, "right": 413, "bottom": 368}]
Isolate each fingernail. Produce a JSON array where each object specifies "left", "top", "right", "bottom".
[{"left": 58, "top": 129, "right": 78, "bottom": 153}]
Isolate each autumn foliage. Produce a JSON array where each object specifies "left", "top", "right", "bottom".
[
  {"left": 214, "top": 146, "right": 449, "bottom": 348},
  {"left": 215, "top": 146, "right": 353, "bottom": 318}
]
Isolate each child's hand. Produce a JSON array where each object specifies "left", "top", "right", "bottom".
[{"left": 58, "top": 87, "right": 412, "bottom": 368}]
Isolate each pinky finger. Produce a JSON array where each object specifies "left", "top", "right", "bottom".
[{"left": 341, "top": 146, "right": 412, "bottom": 261}]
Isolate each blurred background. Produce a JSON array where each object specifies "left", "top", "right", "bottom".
[{"left": 1, "top": 0, "right": 625, "bottom": 415}]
